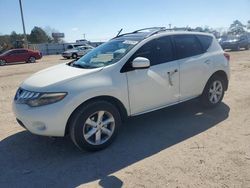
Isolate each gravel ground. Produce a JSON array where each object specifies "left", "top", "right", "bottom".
[{"left": 0, "top": 51, "right": 250, "bottom": 188}]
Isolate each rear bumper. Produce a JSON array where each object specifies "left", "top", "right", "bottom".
[{"left": 221, "top": 43, "right": 242, "bottom": 49}]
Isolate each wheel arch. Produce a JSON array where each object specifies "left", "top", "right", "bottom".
[
  {"left": 206, "top": 70, "right": 229, "bottom": 91},
  {"left": 64, "top": 95, "right": 128, "bottom": 136}
]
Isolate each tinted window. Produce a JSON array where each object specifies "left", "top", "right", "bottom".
[
  {"left": 132, "top": 36, "right": 174, "bottom": 66},
  {"left": 197, "top": 35, "right": 213, "bottom": 51},
  {"left": 18, "top": 50, "right": 27, "bottom": 53},
  {"left": 174, "top": 35, "right": 203, "bottom": 59}
]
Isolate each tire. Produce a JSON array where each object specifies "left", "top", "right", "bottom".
[
  {"left": 235, "top": 45, "right": 240, "bottom": 51},
  {"left": 72, "top": 53, "right": 78, "bottom": 59},
  {"left": 245, "top": 44, "right": 250, "bottom": 50},
  {"left": 200, "top": 75, "right": 225, "bottom": 108},
  {"left": 28, "top": 56, "right": 36, "bottom": 63},
  {"left": 0, "top": 60, "right": 6, "bottom": 66},
  {"left": 69, "top": 101, "right": 121, "bottom": 151}
]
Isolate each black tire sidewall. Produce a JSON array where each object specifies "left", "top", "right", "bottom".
[
  {"left": 70, "top": 101, "right": 121, "bottom": 151},
  {"left": 29, "top": 56, "right": 36, "bottom": 63},
  {"left": 0, "top": 60, "right": 6, "bottom": 66},
  {"left": 72, "top": 53, "right": 77, "bottom": 59},
  {"left": 201, "top": 76, "right": 225, "bottom": 108}
]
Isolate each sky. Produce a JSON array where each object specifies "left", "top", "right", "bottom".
[{"left": 0, "top": 0, "right": 249, "bottom": 42}]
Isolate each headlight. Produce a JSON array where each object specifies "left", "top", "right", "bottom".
[{"left": 15, "top": 88, "right": 67, "bottom": 107}]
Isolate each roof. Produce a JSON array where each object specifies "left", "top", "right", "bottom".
[{"left": 113, "top": 27, "right": 214, "bottom": 41}]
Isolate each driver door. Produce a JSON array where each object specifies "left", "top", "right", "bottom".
[{"left": 125, "top": 36, "right": 180, "bottom": 115}]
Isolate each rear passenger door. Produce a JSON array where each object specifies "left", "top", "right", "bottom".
[{"left": 173, "top": 34, "right": 212, "bottom": 100}]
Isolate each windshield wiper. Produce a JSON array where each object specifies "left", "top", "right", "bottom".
[{"left": 71, "top": 63, "right": 96, "bottom": 69}]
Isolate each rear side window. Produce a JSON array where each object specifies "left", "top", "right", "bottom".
[
  {"left": 196, "top": 35, "right": 213, "bottom": 51},
  {"left": 132, "top": 36, "right": 174, "bottom": 66},
  {"left": 174, "top": 35, "right": 203, "bottom": 59}
]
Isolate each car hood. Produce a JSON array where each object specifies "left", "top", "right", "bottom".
[
  {"left": 21, "top": 63, "right": 103, "bottom": 91},
  {"left": 222, "top": 39, "right": 239, "bottom": 43}
]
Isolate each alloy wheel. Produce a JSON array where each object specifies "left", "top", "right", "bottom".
[
  {"left": 208, "top": 80, "right": 223, "bottom": 104},
  {"left": 29, "top": 57, "right": 36, "bottom": 63},
  {"left": 83, "top": 110, "right": 115, "bottom": 145},
  {"left": 0, "top": 60, "right": 6, "bottom": 66}
]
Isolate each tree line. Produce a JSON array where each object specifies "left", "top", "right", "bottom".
[
  {"left": 0, "top": 26, "right": 63, "bottom": 50},
  {"left": 0, "top": 20, "right": 250, "bottom": 51}
]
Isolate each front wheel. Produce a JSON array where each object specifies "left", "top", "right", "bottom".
[
  {"left": 200, "top": 75, "right": 225, "bottom": 108},
  {"left": 28, "top": 56, "right": 36, "bottom": 63},
  {"left": 72, "top": 53, "right": 78, "bottom": 59},
  {"left": 69, "top": 101, "right": 121, "bottom": 151}
]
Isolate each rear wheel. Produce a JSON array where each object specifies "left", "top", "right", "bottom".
[
  {"left": 69, "top": 101, "right": 121, "bottom": 151},
  {"left": 0, "top": 60, "right": 6, "bottom": 66},
  {"left": 235, "top": 45, "right": 241, "bottom": 51},
  {"left": 28, "top": 56, "right": 36, "bottom": 63},
  {"left": 245, "top": 44, "right": 250, "bottom": 50},
  {"left": 200, "top": 75, "right": 225, "bottom": 108},
  {"left": 72, "top": 53, "right": 78, "bottom": 59}
]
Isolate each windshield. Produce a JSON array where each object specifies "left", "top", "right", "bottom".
[
  {"left": 73, "top": 39, "right": 139, "bottom": 68},
  {"left": 0, "top": 50, "right": 11, "bottom": 56}
]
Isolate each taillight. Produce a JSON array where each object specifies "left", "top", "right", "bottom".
[{"left": 224, "top": 53, "right": 230, "bottom": 61}]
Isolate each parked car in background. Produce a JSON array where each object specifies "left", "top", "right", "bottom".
[
  {"left": 62, "top": 46, "right": 94, "bottom": 59},
  {"left": 13, "top": 27, "right": 230, "bottom": 151},
  {"left": 66, "top": 44, "right": 85, "bottom": 50},
  {"left": 219, "top": 34, "right": 250, "bottom": 51},
  {"left": 0, "top": 48, "right": 42, "bottom": 66}
]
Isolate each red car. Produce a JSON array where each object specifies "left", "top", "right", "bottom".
[{"left": 0, "top": 48, "right": 42, "bottom": 66}]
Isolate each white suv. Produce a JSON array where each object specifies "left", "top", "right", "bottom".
[{"left": 13, "top": 27, "right": 230, "bottom": 151}]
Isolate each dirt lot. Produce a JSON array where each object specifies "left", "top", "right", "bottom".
[{"left": 0, "top": 51, "right": 250, "bottom": 188}]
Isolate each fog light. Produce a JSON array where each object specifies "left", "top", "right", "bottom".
[{"left": 32, "top": 122, "right": 46, "bottom": 131}]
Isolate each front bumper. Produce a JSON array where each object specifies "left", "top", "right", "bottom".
[
  {"left": 12, "top": 101, "right": 70, "bottom": 137},
  {"left": 62, "top": 53, "right": 71, "bottom": 58},
  {"left": 221, "top": 43, "right": 239, "bottom": 49}
]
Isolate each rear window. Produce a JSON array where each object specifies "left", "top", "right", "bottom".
[
  {"left": 196, "top": 35, "right": 213, "bottom": 51},
  {"left": 174, "top": 35, "right": 203, "bottom": 59}
]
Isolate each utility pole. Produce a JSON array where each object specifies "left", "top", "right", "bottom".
[
  {"left": 83, "top": 33, "right": 86, "bottom": 40},
  {"left": 19, "top": 0, "right": 28, "bottom": 47}
]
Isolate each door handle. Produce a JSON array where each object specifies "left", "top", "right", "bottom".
[
  {"left": 204, "top": 60, "right": 211, "bottom": 65},
  {"left": 167, "top": 69, "right": 178, "bottom": 86}
]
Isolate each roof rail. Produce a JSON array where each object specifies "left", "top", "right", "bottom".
[
  {"left": 112, "top": 27, "right": 196, "bottom": 40},
  {"left": 132, "top": 27, "right": 166, "bottom": 33},
  {"left": 113, "top": 27, "right": 166, "bottom": 39}
]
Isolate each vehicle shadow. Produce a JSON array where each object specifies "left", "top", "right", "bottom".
[
  {"left": 2, "top": 62, "right": 28, "bottom": 66},
  {"left": 0, "top": 100, "right": 230, "bottom": 187}
]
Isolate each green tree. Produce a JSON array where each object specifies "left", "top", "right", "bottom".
[
  {"left": 28, "top": 26, "right": 50, "bottom": 43},
  {"left": 228, "top": 20, "right": 246, "bottom": 35},
  {"left": 247, "top": 20, "right": 250, "bottom": 30}
]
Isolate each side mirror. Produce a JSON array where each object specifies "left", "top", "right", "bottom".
[{"left": 132, "top": 57, "right": 150, "bottom": 69}]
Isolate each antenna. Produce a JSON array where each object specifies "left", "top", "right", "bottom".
[{"left": 116, "top": 28, "right": 123, "bottom": 37}]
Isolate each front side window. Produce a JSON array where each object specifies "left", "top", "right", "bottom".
[
  {"left": 131, "top": 36, "right": 174, "bottom": 66},
  {"left": 73, "top": 39, "right": 139, "bottom": 68},
  {"left": 174, "top": 35, "right": 203, "bottom": 59}
]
